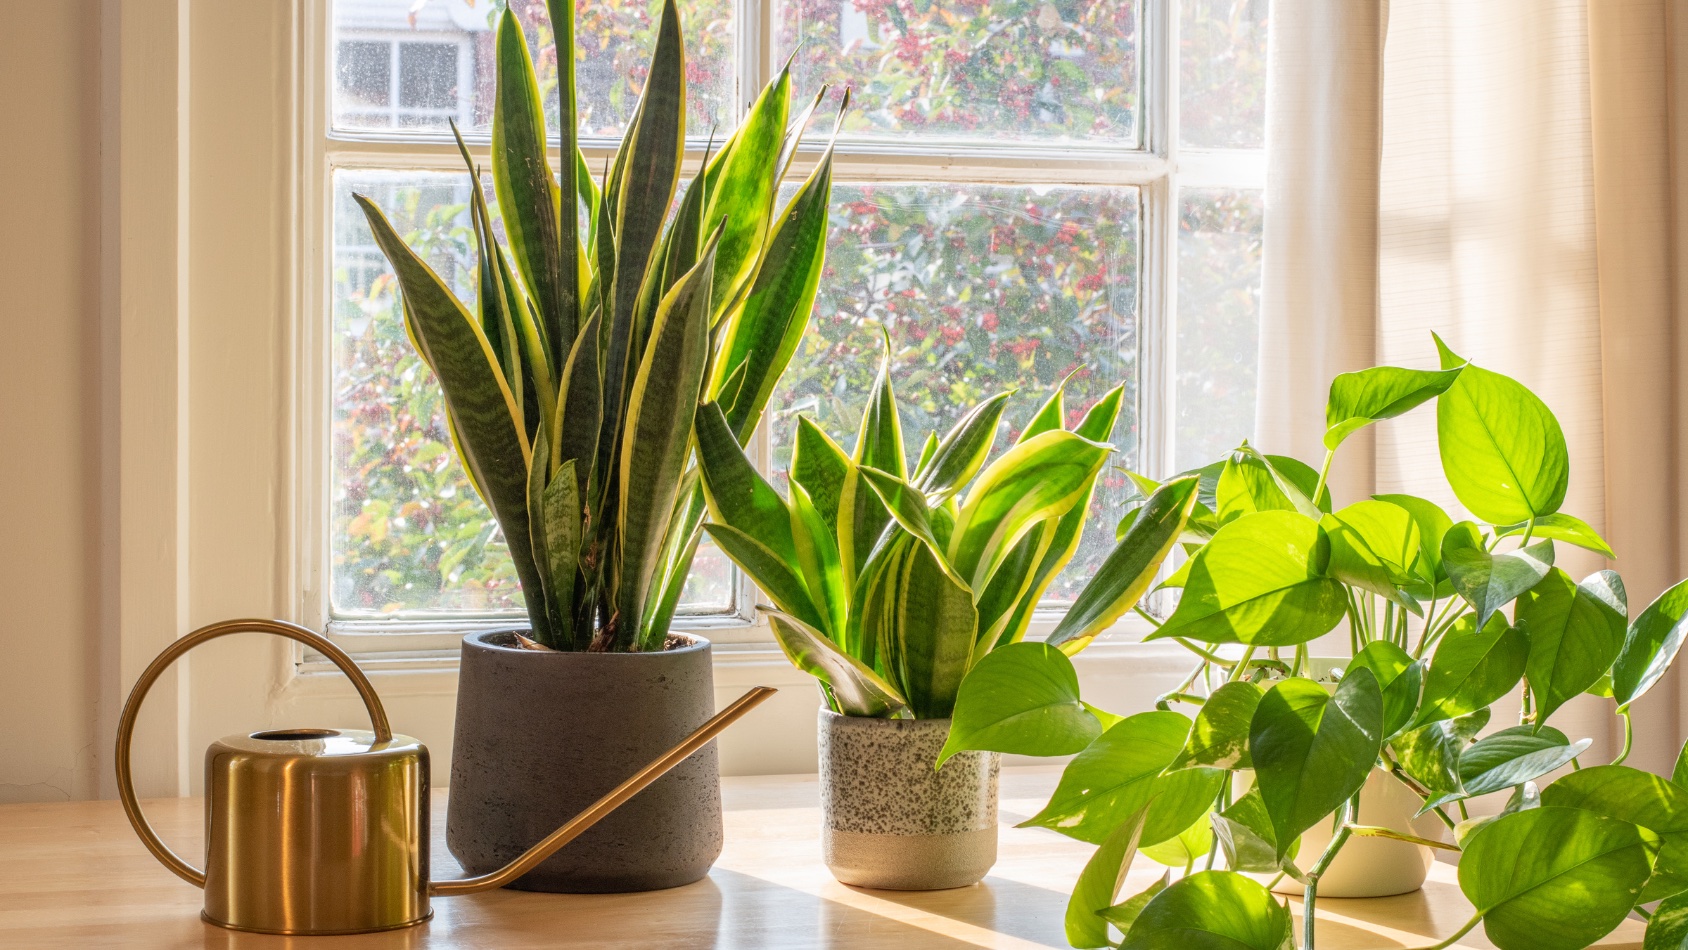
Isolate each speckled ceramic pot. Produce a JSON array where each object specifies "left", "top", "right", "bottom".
[
  {"left": 818, "top": 708, "right": 999, "bottom": 890},
  {"left": 447, "top": 630, "right": 722, "bottom": 893}
]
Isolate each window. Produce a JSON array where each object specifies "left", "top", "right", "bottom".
[{"left": 314, "top": 0, "right": 1267, "bottom": 647}]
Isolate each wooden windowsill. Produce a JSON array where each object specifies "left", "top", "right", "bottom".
[{"left": 0, "top": 767, "right": 1643, "bottom": 948}]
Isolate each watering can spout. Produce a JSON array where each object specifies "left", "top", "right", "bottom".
[
  {"left": 114, "top": 619, "right": 776, "bottom": 935},
  {"left": 430, "top": 685, "right": 777, "bottom": 896}
]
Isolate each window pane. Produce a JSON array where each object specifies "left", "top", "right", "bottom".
[
  {"left": 770, "top": 183, "right": 1140, "bottom": 601},
  {"left": 1179, "top": 0, "right": 1269, "bottom": 148},
  {"left": 329, "top": 169, "right": 731, "bottom": 617},
  {"left": 777, "top": 0, "right": 1141, "bottom": 145},
  {"left": 1175, "top": 187, "right": 1263, "bottom": 471},
  {"left": 331, "top": 0, "right": 734, "bottom": 138}
]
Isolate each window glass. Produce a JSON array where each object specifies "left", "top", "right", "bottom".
[
  {"left": 776, "top": 0, "right": 1141, "bottom": 145},
  {"left": 769, "top": 182, "right": 1141, "bottom": 600},
  {"left": 1174, "top": 187, "right": 1264, "bottom": 471},
  {"left": 331, "top": 0, "right": 735, "bottom": 138},
  {"left": 1180, "top": 0, "right": 1270, "bottom": 148},
  {"left": 328, "top": 169, "right": 732, "bottom": 616}
]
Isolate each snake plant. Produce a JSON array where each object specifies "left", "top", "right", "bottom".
[
  {"left": 694, "top": 336, "right": 1138, "bottom": 718},
  {"left": 355, "top": 0, "right": 841, "bottom": 651}
]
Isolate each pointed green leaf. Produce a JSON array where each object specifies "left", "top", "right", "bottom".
[
  {"left": 912, "top": 389, "right": 1010, "bottom": 498},
  {"left": 854, "top": 341, "right": 907, "bottom": 478},
  {"left": 790, "top": 482, "right": 847, "bottom": 640},
  {"left": 1146, "top": 511, "right": 1347, "bottom": 647},
  {"left": 791, "top": 416, "right": 850, "bottom": 541},
  {"left": 1019, "top": 384, "right": 1064, "bottom": 442},
  {"left": 767, "top": 610, "right": 910, "bottom": 718},
  {"left": 948, "top": 430, "right": 1111, "bottom": 590},
  {"left": 888, "top": 542, "right": 978, "bottom": 718},
  {"left": 540, "top": 459, "right": 581, "bottom": 647},
  {"left": 1437, "top": 361, "right": 1570, "bottom": 524},
  {"left": 1119, "top": 871, "right": 1294, "bottom": 950},
  {"left": 1251, "top": 671, "right": 1383, "bottom": 858},
  {"left": 1049, "top": 475, "right": 1199, "bottom": 655},
  {"left": 1459, "top": 807, "right": 1650, "bottom": 950},
  {"left": 1170, "top": 680, "right": 1261, "bottom": 770},
  {"left": 1320, "top": 500, "right": 1423, "bottom": 612},
  {"left": 553, "top": 310, "right": 601, "bottom": 502},
  {"left": 1545, "top": 764, "right": 1688, "bottom": 903},
  {"left": 1024, "top": 711, "right": 1224, "bottom": 846},
  {"left": 1496, "top": 512, "right": 1616, "bottom": 559},
  {"left": 616, "top": 226, "right": 719, "bottom": 649},
  {"left": 698, "top": 64, "right": 789, "bottom": 317},
  {"left": 1392, "top": 709, "right": 1489, "bottom": 813},
  {"left": 1213, "top": 789, "right": 1302, "bottom": 875},
  {"left": 1349, "top": 641, "right": 1424, "bottom": 738},
  {"left": 856, "top": 466, "right": 947, "bottom": 564},
  {"left": 704, "top": 522, "right": 824, "bottom": 633},
  {"left": 1416, "top": 613, "right": 1529, "bottom": 727},
  {"left": 1441, "top": 725, "right": 1588, "bottom": 807},
  {"left": 1516, "top": 568, "right": 1627, "bottom": 725},
  {"left": 1614, "top": 577, "right": 1688, "bottom": 711},
  {"left": 1067, "top": 807, "right": 1150, "bottom": 949},
  {"left": 1373, "top": 493, "right": 1455, "bottom": 584},
  {"left": 1324, "top": 364, "right": 1462, "bottom": 450},
  {"left": 1442, "top": 522, "right": 1555, "bottom": 628},
  {"left": 1098, "top": 873, "right": 1170, "bottom": 931},
  {"left": 696, "top": 402, "right": 796, "bottom": 567},
  {"left": 939, "top": 641, "right": 1100, "bottom": 767}
]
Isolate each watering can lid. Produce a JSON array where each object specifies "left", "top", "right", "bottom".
[{"left": 212, "top": 728, "right": 425, "bottom": 757}]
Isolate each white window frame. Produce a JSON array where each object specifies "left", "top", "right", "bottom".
[{"left": 296, "top": 0, "right": 1267, "bottom": 671}]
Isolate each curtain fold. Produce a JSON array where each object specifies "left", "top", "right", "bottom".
[{"left": 1259, "top": 0, "right": 1684, "bottom": 769}]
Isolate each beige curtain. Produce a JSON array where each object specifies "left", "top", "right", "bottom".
[{"left": 1257, "top": 0, "right": 1687, "bottom": 770}]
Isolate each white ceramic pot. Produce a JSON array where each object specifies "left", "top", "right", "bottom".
[{"left": 1268, "top": 767, "right": 1440, "bottom": 898}]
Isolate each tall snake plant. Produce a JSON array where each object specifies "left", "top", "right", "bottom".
[
  {"left": 695, "top": 338, "right": 1134, "bottom": 718},
  {"left": 356, "top": 0, "right": 842, "bottom": 651}
]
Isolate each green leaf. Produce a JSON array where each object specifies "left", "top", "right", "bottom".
[
  {"left": 1251, "top": 671, "right": 1383, "bottom": 858},
  {"left": 856, "top": 466, "right": 949, "bottom": 568},
  {"left": 1321, "top": 500, "right": 1423, "bottom": 611},
  {"left": 1146, "top": 511, "right": 1347, "bottom": 647},
  {"left": 490, "top": 7, "right": 568, "bottom": 363},
  {"left": 1098, "top": 873, "right": 1170, "bottom": 930},
  {"left": 1516, "top": 568, "right": 1627, "bottom": 725},
  {"left": 1024, "top": 711, "right": 1224, "bottom": 845},
  {"left": 353, "top": 195, "right": 545, "bottom": 638},
  {"left": 1455, "top": 782, "right": 1540, "bottom": 848},
  {"left": 1349, "top": 641, "right": 1424, "bottom": 738},
  {"left": 1416, "top": 613, "right": 1529, "bottom": 727},
  {"left": 1436, "top": 361, "right": 1570, "bottom": 524},
  {"left": 696, "top": 402, "right": 797, "bottom": 567},
  {"left": 1170, "top": 681, "right": 1261, "bottom": 770},
  {"left": 791, "top": 416, "right": 850, "bottom": 543},
  {"left": 1674, "top": 738, "right": 1688, "bottom": 789},
  {"left": 1019, "top": 384, "right": 1065, "bottom": 443},
  {"left": 703, "top": 522, "right": 824, "bottom": 633},
  {"left": 708, "top": 125, "right": 837, "bottom": 441},
  {"left": 1324, "top": 364, "right": 1463, "bottom": 450},
  {"left": 1216, "top": 445, "right": 1320, "bottom": 522},
  {"left": 1441, "top": 725, "right": 1588, "bottom": 807},
  {"left": 1048, "top": 475, "right": 1199, "bottom": 655},
  {"left": 1213, "top": 789, "right": 1301, "bottom": 875},
  {"left": 766, "top": 610, "right": 910, "bottom": 718},
  {"left": 1374, "top": 493, "right": 1455, "bottom": 584},
  {"left": 539, "top": 459, "right": 581, "bottom": 646},
  {"left": 938, "top": 641, "right": 1101, "bottom": 767},
  {"left": 1392, "top": 709, "right": 1489, "bottom": 812},
  {"left": 1066, "top": 807, "right": 1150, "bottom": 949},
  {"left": 854, "top": 339, "right": 907, "bottom": 478},
  {"left": 1074, "top": 384, "right": 1127, "bottom": 441},
  {"left": 1442, "top": 522, "right": 1555, "bottom": 628},
  {"left": 554, "top": 311, "right": 601, "bottom": 506},
  {"left": 948, "top": 430, "right": 1111, "bottom": 591},
  {"left": 1614, "top": 577, "right": 1688, "bottom": 711},
  {"left": 789, "top": 482, "right": 847, "bottom": 640},
  {"left": 616, "top": 225, "right": 719, "bottom": 650},
  {"left": 1119, "top": 871, "right": 1294, "bottom": 950},
  {"left": 1141, "top": 810, "right": 1214, "bottom": 866},
  {"left": 696, "top": 64, "right": 789, "bottom": 318},
  {"left": 912, "top": 390, "right": 1010, "bottom": 499},
  {"left": 1459, "top": 806, "right": 1650, "bottom": 950},
  {"left": 1496, "top": 513, "right": 1616, "bottom": 559},
  {"left": 1647, "top": 892, "right": 1688, "bottom": 950},
  {"left": 1543, "top": 764, "right": 1688, "bottom": 902},
  {"left": 884, "top": 542, "right": 978, "bottom": 719}
]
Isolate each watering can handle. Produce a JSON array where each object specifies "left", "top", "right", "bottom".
[{"left": 114, "top": 619, "right": 393, "bottom": 888}]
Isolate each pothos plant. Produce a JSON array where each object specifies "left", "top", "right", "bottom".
[
  {"left": 942, "top": 332, "right": 1688, "bottom": 950},
  {"left": 694, "top": 335, "right": 1197, "bottom": 719},
  {"left": 356, "top": 0, "right": 844, "bottom": 651}
]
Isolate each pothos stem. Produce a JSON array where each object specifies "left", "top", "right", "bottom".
[
  {"left": 1408, "top": 912, "right": 1482, "bottom": 950},
  {"left": 1613, "top": 708, "right": 1635, "bottom": 766}
]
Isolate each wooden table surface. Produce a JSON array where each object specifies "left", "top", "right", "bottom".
[{"left": 0, "top": 767, "right": 1644, "bottom": 949}]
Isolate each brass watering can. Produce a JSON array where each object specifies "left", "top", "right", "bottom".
[{"left": 115, "top": 619, "right": 774, "bottom": 936}]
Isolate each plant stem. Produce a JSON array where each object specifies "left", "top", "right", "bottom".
[
  {"left": 1294, "top": 643, "right": 1308, "bottom": 678},
  {"left": 1519, "top": 515, "right": 1537, "bottom": 548},
  {"left": 1312, "top": 448, "right": 1335, "bottom": 508},
  {"left": 1228, "top": 646, "right": 1258, "bottom": 683},
  {"left": 1408, "top": 913, "right": 1482, "bottom": 950},
  {"left": 1302, "top": 800, "right": 1357, "bottom": 950},
  {"left": 1172, "top": 638, "right": 1235, "bottom": 668},
  {"left": 1155, "top": 691, "right": 1209, "bottom": 708},
  {"left": 1636, "top": 905, "right": 1654, "bottom": 921},
  {"left": 1133, "top": 604, "right": 1162, "bottom": 628},
  {"left": 1347, "top": 825, "right": 1461, "bottom": 852},
  {"left": 1614, "top": 709, "right": 1635, "bottom": 766}
]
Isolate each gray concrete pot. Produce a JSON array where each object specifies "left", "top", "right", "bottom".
[
  {"left": 818, "top": 708, "right": 999, "bottom": 890},
  {"left": 446, "top": 630, "right": 722, "bottom": 893}
]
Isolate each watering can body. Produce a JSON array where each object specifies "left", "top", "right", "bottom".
[
  {"left": 116, "top": 619, "right": 773, "bottom": 936},
  {"left": 203, "top": 729, "right": 430, "bottom": 934}
]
